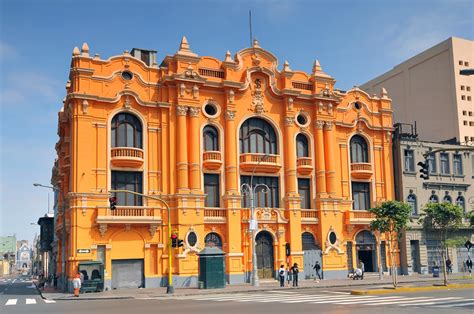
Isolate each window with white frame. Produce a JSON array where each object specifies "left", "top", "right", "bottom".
[
  {"left": 407, "top": 194, "right": 417, "bottom": 216},
  {"left": 440, "top": 153, "right": 450, "bottom": 174},
  {"left": 453, "top": 154, "right": 463, "bottom": 175},
  {"left": 404, "top": 150, "right": 415, "bottom": 172}
]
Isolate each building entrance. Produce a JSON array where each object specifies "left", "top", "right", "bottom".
[
  {"left": 356, "top": 230, "right": 377, "bottom": 272},
  {"left": 256, "top": 231, "right": 274, "bottom": 279}
]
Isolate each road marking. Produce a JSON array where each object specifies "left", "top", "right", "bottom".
[
  {"left": 336, "top": 296, "right": 414, "bottom": 305},
  {"left": 44, "top": 299, "right": 56, "bottom": 303},
  {"left": 368, "top": 297, "right": 457, "bottom": 306},
  {"left": 268, "top": 290, "right": 298, "bottom": 294},
  {"left": 26, "top": 298, "right": 37, "bottom": 304},
  {"left": 432, "top": 301, "right": 474, "bottom": 308},
  {"left": 395, "top": 297, "right": 463, "bottom": 306},
  {"left": 322, "top": 291, "right": 351, "bottom": 295},
  {"left": 12, "top": 279, "right": 16, "bottom": 283},
  {"left": 5, "top": 299, "right": 17, "bottom": 305}
]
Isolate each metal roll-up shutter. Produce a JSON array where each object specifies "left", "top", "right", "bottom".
[{"left": 111, "top": 259, "right": 144, "bottom": 289}]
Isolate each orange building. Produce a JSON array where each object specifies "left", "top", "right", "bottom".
[{"left": 53, "top": 38, "right": 395, "bottom": 290}]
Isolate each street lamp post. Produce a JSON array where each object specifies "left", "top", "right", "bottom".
[
  {"left": 240, "top": 154, "right": 269, "bottom": 287},
  {"left": 109, "top": 189, "right": 174, "bottom": 294},
  {"left": 33, "top": 183, "right": 67, "bottom": 292}
]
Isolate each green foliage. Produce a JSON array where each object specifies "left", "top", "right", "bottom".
[
  {"left": 418, "top": 202, "right": 464, "bottom": 232},
  {"left": 445, "top": 236, "right": 467, "bottom": 248},
  {"left": 368, "top": 200, "right": 412, "bottom": 236}
]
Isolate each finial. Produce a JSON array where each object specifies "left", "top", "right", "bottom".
[
  {"left": 72, "top": 46, "right": 80, "bottom": 56},
  {"left": 381, "top": 87, "right": 388, "bottom": 98},
  {"left": 224, "top": 50, "right": 233, "bottom": 62},
  {"left": 81, "top": 42, "right": 89, "bottom": 56},
  {"left": 283, "top": 60, "right": 292, "bottom": 72},
  {"left": 177, "top": 36, "right": 197, "bottom": 57},
  {"left": 253, "top": 38, "right": 260, "bottom": 48},
  {"left": 312, "top": 60, "right": 322, "bottom": 74}
]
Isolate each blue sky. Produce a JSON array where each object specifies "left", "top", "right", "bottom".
[{"left": 0, "top": 0, "right": 473, "bottom": 242}]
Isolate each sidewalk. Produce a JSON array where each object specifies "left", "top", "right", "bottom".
[{"left": 36, "top": 274, "right": 474, "bottom": 301}]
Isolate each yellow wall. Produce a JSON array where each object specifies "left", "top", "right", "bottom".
[{"left": 54, "top": 39, "right": 396, "bottom": 287}]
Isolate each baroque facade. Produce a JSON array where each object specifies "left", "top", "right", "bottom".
[{"left": 53, "top": 38, "right": 395, "bottom": 290}]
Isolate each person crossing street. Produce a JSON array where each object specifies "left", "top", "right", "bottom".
[{"left": 313, "top": 261, "right": 322, "bottom": 281}]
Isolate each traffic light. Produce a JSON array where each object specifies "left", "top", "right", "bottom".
[
  {"left": 417, "top": 160, "right": 429, "bottom": 180},
  {"left": 178, "top": 239, "right": 184, "bottom": 247},
  {"left": 109, "top": 197, "right": 117, "bottom": 210},
  {"left": 171, "top": 234, "right": 178, "bottom": 248}
]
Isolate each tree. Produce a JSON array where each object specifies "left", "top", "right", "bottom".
[
  {"left": 368, "top": 200, "right": 412, "bottom": 288},
  {"left": 418, "top": 202, "right": 465, "bottom": 286}
]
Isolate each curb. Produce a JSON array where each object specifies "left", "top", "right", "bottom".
[{"left": 351, "top": 283, "right": 474, "bottom": 295}]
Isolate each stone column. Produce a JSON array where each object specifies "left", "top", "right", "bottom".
[
  {"left": 188, "top": 107, "right": 201, "bottom": 192},
  {"left": 284, "top": 116, "right": 297, "bottom": 195},
  {"left": 315, "top": 120, "right": 326, "bottom": 196},
  {"left": 323, "top": 121, "right": 336, "bottom": 195},
  {"left": 224, "top": 109, "right": 238, "bottom": 194},
  {"left": 176, "top": 105, "right": 189, "bottom": 192}
]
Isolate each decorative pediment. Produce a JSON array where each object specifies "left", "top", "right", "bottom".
[{"left": 255, "top": 208, "right": 289, "bottom": 224}]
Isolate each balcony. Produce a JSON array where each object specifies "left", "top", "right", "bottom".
[
  {"left": 111, "top": 147, "right": 144, "bottom": 168},
  {"left": 297, "top": 157, "right": 313, "bottom": 175},
  {"left": 203, "top": 151, "right": 222, "bottom": 170},
  {"left": 239, "top": 153, "right": 281, "bottom": 173},
  {"left": 350, "top": 163, "right": 373, "bottom": 179},
  {"left": 96, "top": 206, "right": 162, "bottom": 225},
  {"left": 301, "top": 210, "right": 319, "bottom": 224},
  {"left": 204, "top": 208, "right": 227, "bottom": 223},
  {"left": 344, "top": 210, "right": 375, "bottom": 225}
]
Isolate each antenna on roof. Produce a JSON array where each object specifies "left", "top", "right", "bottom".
[{"left": 249, "top": 10, "right": 253, "bottom": 48}]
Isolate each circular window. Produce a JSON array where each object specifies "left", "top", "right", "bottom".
[
  {"left": 121, "top": 71, "right": 133, "bottom": 81},
  {"left": 187, "top": 231, "right": 197, "bottom": 247},
  {"left": 204, "top": 103, "right": 218, "bottom": 116},
  {"left": 354, "top": 102, "right": 362, "bottom": 110},
  {"left": 329, "top": 232, "right": 337, "bottom": 245},
  {"left": 295, "top": 112, "right": 309, "bottom": 127}
]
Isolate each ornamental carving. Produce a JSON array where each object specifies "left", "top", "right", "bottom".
[
  {"left": 324, "top": 121, "right": 333, "bottom": 130},
  {"left": 99, "top": 224, "right": 107, "bottom": 237},
  {"left": 123, "top": 95, "right": 131, "bottom": 109},
  {"left": 251, "top": 79, "right": 265, "bottom": 114},
  {"left": 149, "top": 224, "right": 158, "bottom": 237},
  {"left": 315, "top": 120, "right": 325, "bottom": 129},
  {"left": 188, "top": 107, "right": 200, "bottom": 117},
  {"left": 284, "top": 116, "right": 295, "bottom": 126},
  {"left": 176, "top": 105, "right": 188, "bottom": 116},
  {"left": 227, "top": 89, "right": 235, "bottom": 104},
  {"left": 81, "top": 100, "right": 89, "bottom": 114},
  {"left": 225, "top": 110, "right": 236, "bottom": 121},
  {"left": 192, "top": 84, "right": 199, "bottom": 99}
]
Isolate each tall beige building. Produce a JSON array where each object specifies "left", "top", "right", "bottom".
[{"left": 361, "top": 37, "right": 474, "bottom": 145}]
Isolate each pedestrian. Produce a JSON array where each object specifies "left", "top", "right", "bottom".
[
  {"left": 278, "top": 264, "right": 285, "bottom": 287},
  {"left": 466, "top": 256, "right": 472, "bottom": 276},
  {"left": 292, "top": 263, "right": 299, "bottom": 287},
  {"left": 72, "top": 273, "right": 81, "bottom": 297},
  {"left": 446, "top": 258, "right": 452, "bottom": 274},
  {"left": 313, "top": 261, "right": 322, "bottom": 281},
  {"left": 359, "top": 261, "right": 365, "bottom": 280},
  {"left": 286, "top": 265, "right": 292, "bottom": 287},
  {"left": 53, "top": 273, "right": 58, "bottom": 289}
]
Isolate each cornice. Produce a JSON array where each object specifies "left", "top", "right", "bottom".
[
  {"left": 66, "top": 91, "right": 170, "bottom": 108},
  {"left": 335, "top": 118, "right": 394, "bottom": 131}
]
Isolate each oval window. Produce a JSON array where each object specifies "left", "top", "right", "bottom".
[
  {"left": 121, "top": 71, "right": 133, "bottom": 81},
  {"left": 204, "top": 103, "right": 218, "bottom": 116},
  {"left": 354, "top": 102, "right": 362, "bottom": 110},
  {"left": 187, "top": 231, "right": 197, "bottom": 247},
  {"left": 296, "top": 113, "right": 307, "bottom": 125},
  {"left": 329, "top": 231, "right": 337, "bottom": 245}
]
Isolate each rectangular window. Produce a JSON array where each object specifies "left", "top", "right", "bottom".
[
  {"left": 298, "top": 178, "right": 311, "bottom": 209},
  {"left": 97, "top": 245, "right": 106, "bottom": 267},
  {"left": 440, "top": 153, "right": 450, "bottom": 175},
  {"left": 462, "top": 95, "right": 466, "bottom": 100},
  {"left": 468, "top": 96, "right": 472, "bottom": 101},
  {"left": 470, "top": 122, "right": 474, "bottom": 126},
  {"left": 463, "top": 110, "right": 467, "bottom": 115},
  {"left": 464, "top": 121, "right": 468, "bottom": 125},
  {"left": 470, "top": 111, "right": 473, "bottom": 116},
  {"left": 351, "top": 182, "right": 370, "bottom": 210},
  {"left": 453, "top": 154, "right": 463, "bottom": 176},
  {"left": 404, "top": 150, "right": 415, "bottom": 172},
  {"left": 241, "top": 176, "right": 279, "bottom": 208},
  {"left": 204, "top": 174, "right": 220, "bottom": 207},
  {"left": 465, "top": 136, "right": 470, "bottom": 143},
  {"left": 465, "top": 61, "right": 469, "bottom": 66},
  {"left": 111, "top": 171, "right": 143, "bottom": 206},
  {"left": 467, "top": 86, "right": 471, "bottom": 91},
  {"left": 471, "top": 137, "right": 474, "bottom": 141},
  {"left": 427, "top": 154, "right": 437, "bottom": 174},
  {"left": 459, "top": 60, "right": 463, "bottom": 65},
  {"left": 461, "top": 85, "right": 465, "bottom": 90}
]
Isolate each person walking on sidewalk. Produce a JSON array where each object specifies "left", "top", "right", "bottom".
[
  {"left": 278, "top": 264, "right": 286, "bottom": 287},
  {"left": 359, "top": 261, "right": 365, "bottom": 280},
  {"left": 446, "top": 258, "right": 452, "bottom": 274},
  {"left": 286, "top": 265, "right": 292, "bottom": 287},
  {"left": 72, "top": 273, "right": 81, "bottom": 297},
  {"left": 466, "top": 256, "right": 472, "bottom": 276},
  {"left": 291, "top": 263, "right": 299, "bottom": 287},
  {"left": 313, "top": 261, "right": 322, "bottom": 281}
]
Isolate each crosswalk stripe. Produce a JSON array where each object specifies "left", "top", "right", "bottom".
[
  {"left": 336, "top": 297, "right": 415, "bottom": 305},
  {"left": 309, "top": 296, "right": 400, "bottom": 304},
  {"left": 282, "top": 296, "right": 377, "bottom": 304},
  {"left": 432, "top": 301, "right": 474, "bottom": 308},
  {"left": 26, "top": 298, "right": 37, "bottom": 304},
  {"left": 395, "top": 297, "right": 463, "bottom": 306},
  {"left": 5, "top": 299, "right": 17, "bottom": 305},
  {"left": 44, "top": 299, "right": 56, "bottom": 303}
]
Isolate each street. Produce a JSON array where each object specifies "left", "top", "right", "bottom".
[{"left": 1, "top": 275, "right": 473, "bottom": 314}]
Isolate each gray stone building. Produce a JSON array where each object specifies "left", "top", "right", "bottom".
[{"left": 393, "top": 124, "right": 473, "bottom": 275}]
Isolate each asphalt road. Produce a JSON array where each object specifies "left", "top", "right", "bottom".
[{"left": 1, "top": 276, "right": 473, "bottom": 314}]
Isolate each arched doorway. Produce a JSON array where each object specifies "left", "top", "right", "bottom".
[
  {"left": 302, "top": 232, "right": 322, "bottom": 279},
  {"left": 355, "top": 230, "right": 376, "bottom": 272},
  {"left": 255, "top": 231, "right": 274, "bottom": 279}
]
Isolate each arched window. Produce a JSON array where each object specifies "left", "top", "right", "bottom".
[
  {"left": 239, "top": 118, "right": 277, "bottom": 154},
  {"left": 296, "top": 134, "right": 309, "bottom": 157},
  {"left": 456, "top": 196, "right": 465, "bottom": 212},
  {"left": 302, "top": 232, "right": 319, "bottom": 250},
  {"left": 350, "top": 135, "right": 368, "bottom": 163},
  {"left": 407, "top": 194, "right": 417, "bottom": 216},
  {"left": 443, "top": 194, "right": 452, "bottom": 203},
  {"left": 111, "top": 113, "right": 142, "bottom": 148},
  {"left": 356, "top": 230, "right": 376, "bottom": 244},
  {"left": 203, "top": 125, "right": 219, "bottom": 151},
  {"left": 204, "top": 232, "right": 222, "bottom": 248},
  {"left": 429, "top": 194, "right": 439, "bottom": 203}
]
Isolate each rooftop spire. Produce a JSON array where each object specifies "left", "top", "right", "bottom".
[{"left": 177, "top": 36, "right": 197, "bottom": 57}]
